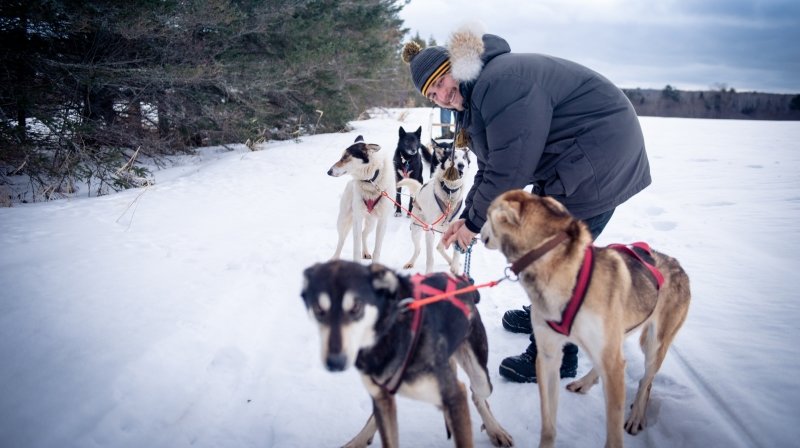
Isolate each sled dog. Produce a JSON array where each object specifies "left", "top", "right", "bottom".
[
  {"left": 328, "top": 135, "right": 395, "bottom": 263},
  {"left": 301, "top": 260, "right": 514, "bottom": 448},
  {"left": 393, "top": 126, "right": 426, "bottom": 217},
  {"left": 423, "top": 138, "right": 467, "bottom": 178},
  {"left": 398, "top": 145, "right": 470, "bottom": 274},
  {"left": 480, "top": 190, "right": 691, "bottom": 448}
]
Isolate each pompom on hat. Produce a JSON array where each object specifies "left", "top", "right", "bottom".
[{"left": 402, "top": 41, "right": 451, "bottom": 97}]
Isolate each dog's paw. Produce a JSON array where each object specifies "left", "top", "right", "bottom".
[
  {"left": 394, "top": 211, "right": 402, "bottom": 217},
  {"left": 362, "top": 253, "right": 372, "bottom": 260},
  {"left": 482, "top": 423, "right": 514, "bottom": 447},
  {"left": 566, "top": 377, "right": 597, "bottom": 394},
  {"left": 403, "top": 262, "right": 414, "bottom": 269}
]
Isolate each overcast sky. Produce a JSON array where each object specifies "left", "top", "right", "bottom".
[{"left": 398, "top": 0, "right": 800, "bottom": 94}]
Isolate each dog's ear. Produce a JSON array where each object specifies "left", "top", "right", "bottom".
[
  {"left": 369, "top": 263, "right": 400, "bottom": 296},
  {"left": 365, "top": 143, "right": 381, "bottom": 153},
  {"left": 493, "top": 191, "right": 530, "bottom": 227},
  {"left": 541, "top": 196, "right": 570, "bottom": 218},
  {"left": 354, "top": 135, "right": 364, "bottom": 143},
  {"left": 398, "top": 126, "right": 406, "bottom": 137},
  {"left": 414, "top": 126, "right": 422, "bottom": 137},
  {"left": 434, "top": 144, "right": 447, "bottom": 161}
]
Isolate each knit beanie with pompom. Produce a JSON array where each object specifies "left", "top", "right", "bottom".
[{"left": 402, "top": 41, "right": 450, "bottom": 97}]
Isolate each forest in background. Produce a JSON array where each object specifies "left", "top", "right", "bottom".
[
  {"left": 1, "top": 1, "right": 798, "bottom": 205},
  {"left": 624, "top": 86, "right": 800, "bottom": 121}
]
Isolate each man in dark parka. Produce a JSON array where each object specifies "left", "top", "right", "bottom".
[{"left": 403, "top": 25, "right": 651, "bottom": 383}]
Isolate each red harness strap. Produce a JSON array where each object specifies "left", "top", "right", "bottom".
[
  {"left": 377, "top": 273, "right": 472, "bottom": 394},
  {"left": 363, "top": 195, "right": 382, "bottom": 213},
  {"left": 546, "top": 246, "right": 595, "bottom": 336},
  {"left": 607, "top": 242, "right": 664, "bottom": 289},
  {"left": 410, "top": 274, "right": 472, "bottom": 318},
  {"left": 545, "top": 242, "right": 664, "bottom": 336}
]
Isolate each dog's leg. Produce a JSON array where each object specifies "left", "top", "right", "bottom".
[
  {"left": 435, "top": 240, "right": 461, "bottom": 276},
  {"left": 455, "top": 343, "right": 514, "bottom": 447},
  {"left": 352, "top": 200, "right": 364, "bottom": 261},
  {"left": 566, "top": 367, "right": 600, "bottom": 394},
  {"left": 534, "top": 327, "right": 563, "bottom": 448},
  {"left": 599, "top": 331, "right": 626, "bottom": 448},
  {"left": 372, "top": 216, "right": 387, "bottom": 263},
  {"left": 372, "top": 393, "right": 399, "bottom": 448},
  {"left": 361, "top": 215, "right": 376, "bottom": 260},
  {"left": 403, "top": 223, "right": 422, "bottom": 269},
  {"left": 626, "top": 293, "right": 689, "bottom": 435},
  {"left": 437, "top": 362, "right": 474, "bottom": 448},
  {"left": 333, "top": 199, "right": 353, "bottom": 260},
  {"left": 424, "top": 227, "right": 436, "bottom": 273},
  {"left": 343, "top": 413, "right": 378, "bottom": 448},
  {"left": 395, "top": 187, "right": 403, "bottom": 217}
]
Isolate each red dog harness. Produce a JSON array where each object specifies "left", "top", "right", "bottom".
[
  {"left": 377, "top": 273, "right": 473, "bottom": 394},
  {"left": 546, "top": 242, "right": 664, "bottom": 336},
  {"left": 510, "top": 234, "right": 665, "bottom": 337}
]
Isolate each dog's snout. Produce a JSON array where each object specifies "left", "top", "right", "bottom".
[
  {"left": 325, "top": 352, "right": 348, "bottom": 371},
  {"left": 327, "top": 168, "right": 334, "bottom": 176}
]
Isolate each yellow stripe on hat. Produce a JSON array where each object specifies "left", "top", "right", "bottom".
[{"left": 421, "top": 60, "right": 451, "bottom": 96}]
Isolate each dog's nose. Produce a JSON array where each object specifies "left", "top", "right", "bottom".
[
  {"left": 325, "top": 353, "right": 348, "bottom": 371},
  {"left": 457, "top": 163, "right": 465, "bottom": 171},
  {"left": 327, "top": 168, "right": 334, "bottom": 176}
]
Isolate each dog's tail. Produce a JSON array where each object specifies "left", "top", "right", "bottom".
[
  {"left": 420, "top": 142, "right": 434, "bottom": 165},
  {"left": 397, "top": 178, "right": 423, "bottom": 198}
]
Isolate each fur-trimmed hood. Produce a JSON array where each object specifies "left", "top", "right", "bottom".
[{"left": 446, "top": 24, "right": 511, "bottom": 83}]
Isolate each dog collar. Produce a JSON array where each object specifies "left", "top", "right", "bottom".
[
  {"left": 362, "top": 169, "right": 380, "bottom": 183},
  {"left": 439, "top": 181, "right": 460, "bottom": 196},
  {"left": 510, "top": 231, "right": 570, "bottom": 276}
]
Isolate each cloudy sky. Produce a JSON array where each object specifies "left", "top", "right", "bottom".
[{"left": 399, "top": 0, "right": 800, "bottom": 93}]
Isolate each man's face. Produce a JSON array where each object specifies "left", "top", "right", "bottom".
[{"left": 426, "top": 72, "right": 463, "bottom": 111}]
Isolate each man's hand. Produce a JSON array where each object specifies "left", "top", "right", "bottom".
[{"left": 443, "top": 219, "right": 476, "bottom": 251}]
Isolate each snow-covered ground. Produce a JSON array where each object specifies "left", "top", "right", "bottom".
[{"left": 1, "top": 108, "right": 798, "bottom": 447}]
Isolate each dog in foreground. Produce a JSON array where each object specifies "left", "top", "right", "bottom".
[
  {"left": 301, "top": 260, "right": 513, "bottom": 448},
  {"left": 398, "top": 145, "right": 470, "bottom": 274},
  {"left": 480, "top": 190, "right": 691, "bottom": 448},
  {"left": 327, "top": 135, "right": 396, "bottom": 263}
]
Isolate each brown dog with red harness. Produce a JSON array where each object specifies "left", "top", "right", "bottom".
[
  {"left": 301, "top": 260, "right": 513, "bottom": 448},
  {"left": 480, "top": 189, "right": 691, "bottom": 448}
]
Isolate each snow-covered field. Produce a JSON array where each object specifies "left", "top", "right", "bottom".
[{"left": 1, "top": 108, "right": 798, "bottom": 447}]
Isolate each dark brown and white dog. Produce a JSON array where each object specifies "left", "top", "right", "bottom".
[
  {"left": 301, "top": 260, "right": 514, "bottom": 448},
  {"left": 480, "top": 190, "right": 691, "bottom": 448},
  {"left": 327, "top": 135, "right": 396, "bottom": 263},
  {"left": 398, "top": 146, "right": 470, "bottom": 274}
]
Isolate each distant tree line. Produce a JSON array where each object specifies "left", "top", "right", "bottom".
[
  {"left": 624, "top": 85, "right": 800, "bottom": 120},
  {"left": 0, "top": 0, "right": 418, "bottom": 202}
]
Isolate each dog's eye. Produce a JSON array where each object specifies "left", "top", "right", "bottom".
[
  {"left": 312, "top": 304, "right": 327, "bottom": 319},
  {"left": 349, "top": 301, "right": 363, "bottom": 317}
]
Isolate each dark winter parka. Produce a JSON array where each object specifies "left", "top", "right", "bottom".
[{"left": 452, "top": 33, "right": 651, "bottom": 232}]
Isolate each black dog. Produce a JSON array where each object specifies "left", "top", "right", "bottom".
[
  {"left": 301, "top": 260, "right": 513, "bottom": 448},
  {"left": 393, "top": 126, "right": 426, "bottom": 217}
]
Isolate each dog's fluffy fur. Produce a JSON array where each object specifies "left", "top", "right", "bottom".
[
  {"left": 398, "top": 146, "right": 470, "bottom": 274},
  {"left": 327, "top": 136, "right": 395, "bottom": 263},
  {"left": 393, "top": 126, "right": 426, "bottom": 217},
  {"left": 301, "top": 260, "right": 513, "bottom": 448},
  {"left": 481, "top": 190, "right": 691, "bottom": 448}
]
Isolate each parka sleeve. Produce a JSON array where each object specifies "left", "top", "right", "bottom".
[{"left": 463, "top": 75, "right": 553, "bottom": 231}]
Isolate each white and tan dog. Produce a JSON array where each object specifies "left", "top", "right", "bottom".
[
  {"left": 481, "top": 190, "right": 691, "bottom": 448},
  {"left": 398, "top": 146, "right": 470, "bottom": 274},
  {"left": 328, "top": 135, "right": 396, "bottom": 263}
]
